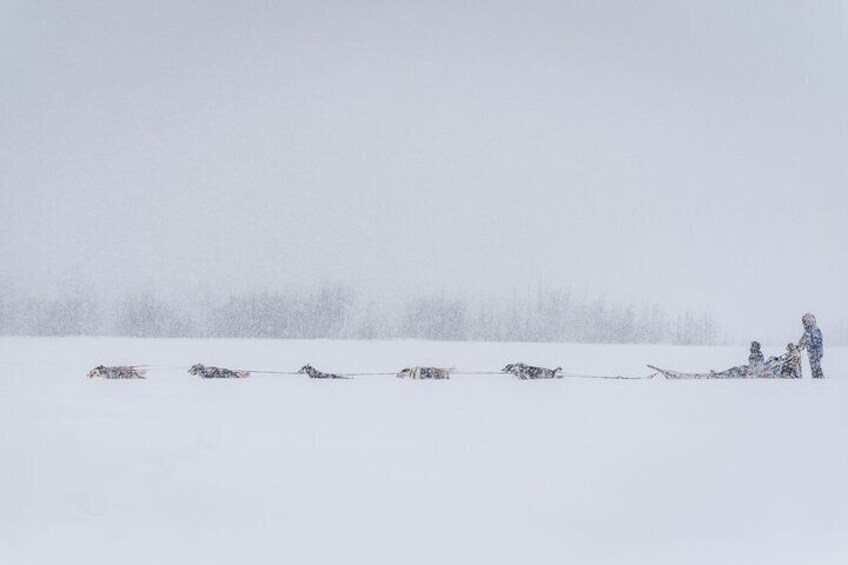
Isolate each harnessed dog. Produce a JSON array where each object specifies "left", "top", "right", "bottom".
[
  {"left": 501, "top": 363, "right": 562, "bottom": 380},
  {"left": 188, "top": 363, "right": 250, "bottom": 379},
  {"left": 396, "top": 366, "right": 452, "bottom": 380},
  {"left": 88, "top": 365, "right": 147, "bottom": 379},
  {"left": 297, "top": 365, "right": 349, "bottom": 379}
]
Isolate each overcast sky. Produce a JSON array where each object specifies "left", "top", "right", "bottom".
[{"left": 1, "top": 0, "right": 846, "bottom": 342}]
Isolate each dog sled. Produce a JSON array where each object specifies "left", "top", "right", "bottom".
[{"left": 649, "top": 346, "right": 803, "bottom": 380}]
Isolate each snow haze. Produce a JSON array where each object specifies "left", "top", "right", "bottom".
[{"left": 1, "top": 1, "right": 846, "bottom": 342}]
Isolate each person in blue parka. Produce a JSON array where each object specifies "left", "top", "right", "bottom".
[{"left": 799, "top": 313, "right": 824, "bottom": 379}]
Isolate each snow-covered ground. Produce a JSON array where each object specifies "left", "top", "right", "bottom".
[{"left": 1, "top": 337, "right": 846, "bottom": 565}]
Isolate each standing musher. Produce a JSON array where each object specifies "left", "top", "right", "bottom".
[{"left": 799, "top": 313, "right": 824, "bottom": 379}]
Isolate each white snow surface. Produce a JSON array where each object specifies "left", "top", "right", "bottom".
[{"left": 1, "top": 337, "right": 846, "bottom": 565}]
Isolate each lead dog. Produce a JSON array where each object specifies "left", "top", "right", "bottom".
[
  {"left": 501, "top": 363, "right": 562, "bottom": 380},
  {"left": 88, "top": 365, "right": 147, "bottom": 379},
  {"left": 188, "top": 363, "right": 250, "bottom": 379},
  {"left": 396, "top": 366, "right": 452, "bottom": 380}
]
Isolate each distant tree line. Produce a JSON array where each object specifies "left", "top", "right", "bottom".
[{"left": 0, "top": 284, "right": 725, "bottom": 345}]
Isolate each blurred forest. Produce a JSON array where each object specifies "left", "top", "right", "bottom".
[{"left": 0, "top": 283, "right": 731, "bottom": 345}]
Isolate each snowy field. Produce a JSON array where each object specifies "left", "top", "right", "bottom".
[{"left": 1, "top": 337, "right": 846, "bottom": 565}]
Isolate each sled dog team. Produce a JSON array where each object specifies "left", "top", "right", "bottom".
[
  {"left": 87, "top": 314, "right": 826, "bottom": 380},
  {"left": 88, "top": 362, "right": 564, "bottom": 380}
]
